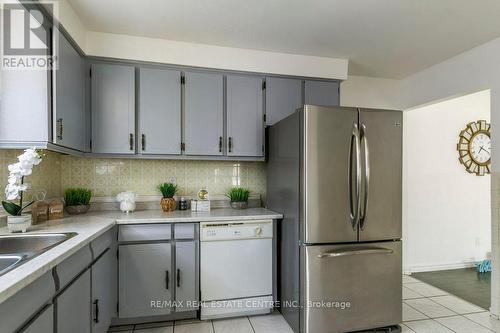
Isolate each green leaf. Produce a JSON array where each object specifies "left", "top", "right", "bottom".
[
  {"left": 1, "top": 201, "right": 22, "bottom": 216},
  {"left": 19, "top": 201, "right": 34, "bottom": 214}
]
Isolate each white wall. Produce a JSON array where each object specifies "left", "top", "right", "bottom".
[
  {"left": 403, "top": 90, "right": 491, "bottom": 273},
  {"left": 340, "top": 75, "right": 403, "bottom": 109}
]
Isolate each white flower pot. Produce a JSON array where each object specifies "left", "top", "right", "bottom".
[{"left": 7, "top": 214, "right": 32, "bottom": 233}]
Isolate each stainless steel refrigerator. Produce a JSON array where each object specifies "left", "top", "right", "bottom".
[{"left": 267, "top": 105, "right": 402, "bottom": 333}]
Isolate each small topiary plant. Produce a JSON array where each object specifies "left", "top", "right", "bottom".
[
  {"left": 158, "top": 183, "right": 178, "bottom": 198},
  {"left": 226, "top": 187, "right": 250, "bottom": 202}
]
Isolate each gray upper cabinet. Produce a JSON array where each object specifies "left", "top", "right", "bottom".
[
  {"left": 139, "top": 68, "right": 182, "bottom": 155},
  {"left": 184, "top": 72, "right": 224, "bottom": 156},
  {"left": 57, "top": 269, "right": 91, "bottom": 333},
  {"left": 91, "top": 63, "right": 136, "bottom": 154},
  {"left": 304, "top": 80, "right": 340, "bottom": 106},
  {"left": 175, "top": 241, "right": 198, "bottom": 312},
  {"left": 265, "top": 77, "right": 302, "bottom": 126},
  {"left": 119, "top": 243, "right": 173, "bottom": 318},
  {"left": 226, "top": 75, "right": 264, "bottom": 157},
  {"left": 54, "top": 31, "right": 85, "bottom": 151}
]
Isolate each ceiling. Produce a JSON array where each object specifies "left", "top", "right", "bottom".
[{"left": 67, "top": 0, "right": 500, "bottom": 79}]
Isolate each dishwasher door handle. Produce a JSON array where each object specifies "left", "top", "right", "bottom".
[{"left": 165, "top": 270, "right": 169, "bottom": 290}]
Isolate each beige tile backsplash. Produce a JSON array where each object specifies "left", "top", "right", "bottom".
[{"left": 0, "top": 150, "right": 266, "bottom": 202}]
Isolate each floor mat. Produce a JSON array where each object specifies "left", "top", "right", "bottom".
[{"left": 412, "top": 268, "right": 490, "bottom": 309}]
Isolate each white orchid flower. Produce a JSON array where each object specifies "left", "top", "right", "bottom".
[{"left": 18, "top": 148, "right": 42, "bottom": 166}]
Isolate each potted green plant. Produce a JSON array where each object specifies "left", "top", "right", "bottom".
[
  {"left": 2, "top": 148, "right": 43, "bottom": 232},
  {"left": 227, "top": 187, "right": 250, "bottom": 209},
  {"left": 159, "top": 182, "right": 177, "bottom": 212},
  {"left": 64, "top": 188, "right": 92, "bottom": 215}
]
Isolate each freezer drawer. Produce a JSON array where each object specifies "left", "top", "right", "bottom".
[{"left": 302, "top": 241, "right": 401, "bottom": 333}]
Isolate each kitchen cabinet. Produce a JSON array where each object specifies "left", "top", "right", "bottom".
[
  {"left": 226, "top": 75, "right": 264, "bottom": 157},
  {"left": 265, "top": 77, "right": 302, "bottom": 126},
  {"left": 57, "top": 269, "right": 92, "bottom": 333},
  {"left": 22, "top": 305, "right": 53, "bottom": 333},
  {"left": 139, "top": 68, "right": 182, "bottom": 155},
  {"left": 304, "top": 80, "right": 340, "bottom": 106},
  {"left": 54, "top": 30, "right": 85, "bottom": 151},
  {"left": 92, "top": 249, "right": 117, "bottom": 332},
  {"left": 119, "top": 243, "right": 173, "bottom": 318},
  {"left": 175, "top": 241, "right": 197, "bottom": 312},
  {"left": 184, "top": 72, "right": 224, "bottom": 156},
  {"left": 91, "top": 63, "right": 136, "bottom": 154}
]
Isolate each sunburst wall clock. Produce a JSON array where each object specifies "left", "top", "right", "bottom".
[{"left": 457, "top": 120, "right": 491, "bottom": 176}]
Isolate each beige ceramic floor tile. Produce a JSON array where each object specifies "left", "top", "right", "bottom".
[
  {"left": 404, "top": 283, "right": 448, "bottom": 297},
  {"left": 403, "top": 303, "right": 428, "bottom": 321},
  {"left": 403, "top": 286, "right": 425, "bottom": 300},
  {"left": 465, "top": 312, "right": 500, "bottom": 331},
  {"left": 212, "top": 317, "right": 253, "bottom": 333},
  {"left": 404, "top": 319, "right": 454, "bottom": 333},
  {"left": 430, "top": 295, "right": 485, "bottom": 314},
  {"left": 436, "top": 315, "right": 494, "bottom": 333},
  {"left": 403, "top": 275, "right": 421, "bottom": 284},
  {"left": 174, "top": 321, "right": 214, "bottom": 333},
  {"left": 405, "top": 298, "right": 456, "bottom": 318},
  {"left": 249, "top": 313, "right": 294, "bottom": 333}
]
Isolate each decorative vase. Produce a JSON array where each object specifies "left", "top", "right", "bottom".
[
  {"left": 7, "top": 214, "right": 32, "bottom": 233},
  {"left": 230, "top": 201, "right": 248, "bottom": 210},
  {"left": 65, "top": 204, "right": 90, "bottom": 215},
  {"left": 160, "top": 198, "right": 176, "bottom": 212}
]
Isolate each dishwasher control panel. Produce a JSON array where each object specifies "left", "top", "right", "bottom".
[{"left": 200, "top": 220, "right": 273, "bottom": 241}]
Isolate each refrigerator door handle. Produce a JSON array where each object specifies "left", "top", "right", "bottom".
[
  {"left": 359, "top": 123, "right": 370, "bottom": 230},
  {"left": 317, "top": 247, "right": 393, "bottom": 258},
  {"left": 348, "top": 122, "right": 361, "bottom": 230}
]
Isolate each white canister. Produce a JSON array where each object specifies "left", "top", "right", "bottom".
[{"left": 116, "top": 191, "right": 138, "bottom": 213}]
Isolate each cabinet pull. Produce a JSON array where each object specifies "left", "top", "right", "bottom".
[
  {"left": 93, "top": 299, "right": 99, "bottom": 323},
  {"left": 129, "top": 133, "right": 134, "bottom": 151},
  {"left": 177, "top": 268, "right": 181, "bottom": 287},
  {"left": 165, "top": 270, "right": 169, "bottom": 290},
  {"left": 56, "top": 118, "right": 63, "bottom": 140},
  {"left": 219, "top": 137, "right": 223, "bottom": 152},
  {"left": 228, "top": 137, "right": 233, "bottom": 153},
  {"left": 141, "top": 134, "right": 146, "bottom": 151}
]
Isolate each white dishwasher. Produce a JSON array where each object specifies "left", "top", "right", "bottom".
[{"left": 200, "top": 220, "right": 273, "bottom": 320}]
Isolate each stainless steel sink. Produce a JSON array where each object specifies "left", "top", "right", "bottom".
[{"left": 0, "top": 233, "right": 77, "bottom": 276}]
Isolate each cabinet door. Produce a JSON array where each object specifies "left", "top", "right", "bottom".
[
  {"left": 265, "top": 77, "right": 302, "bottom": 126},
  {"left": 54, "top": 31, "right": 85, "bottom": 151},
  {"left": 57, "top": 270, "right": 91, "bottom": 333},
  {"left": 22, "top": 304, "right": 53, "bottom": 333},
  {"left": 139, "top": 68, "right": 181, "bottom": 155},
  {"left": 92, "top": 249, "right": 116, "bottom": 333},
  {"left": 119, "top": 244, "right": 172, "bottom": 318},
  {"left": 227, "top": 75, "right": 264, "bottom": 157},
  {"left": 175, "top": 241, "right": 197, "bottom": 312},
  {"left": 304, "top": 80, "right": 340, "bottom": 106},
  {"left": 184, "top": 72, "right": 223, "bottom": 155},
  {"left": 91, "top": 63, "right": 135, "bottom": 154}
]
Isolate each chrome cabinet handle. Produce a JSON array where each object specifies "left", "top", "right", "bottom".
[
  {"left": 228, "top": 137, "right": 233, "bottom": 153},
  {"left": 318, "top": 247, "right": 393, "bottom": 258},
  {"left": 141, "top": 134, "right": 146, "bottom": 151},
  {"left": 359, "top": 123, "right": 370, "bottom": 230},
  {"left": 165, "top": 270, "right": 169, "bottom": 290},
  {"left": 348, "top": 122, "right": 361, "bottom": 230},
  {"left": 177, "top": 268, "right": 181, "bottom": 287},
  {"left": 129, "top": 133, "right": 134, "bottom": 151},
  {"left": 56, "top": 118, "right": 63, "bottom": 140}
]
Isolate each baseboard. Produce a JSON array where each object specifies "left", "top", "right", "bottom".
[{"left": 405, "top": 261, "right": 479, "bottom": 273}]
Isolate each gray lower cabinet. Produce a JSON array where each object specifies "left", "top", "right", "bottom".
[
  {"left": 54, "top": 29, "right": 85, "bottom": 151},
  {"left": 184, "top": 72, "right": 224, "bottom": 156},
  {"left": 57, "top": 269, "right": 92, "bottom": 333},
  {"left": 175, "top": 241, "right": 197, "bottom": 312},
  {"left": 119, "top": 243, "right": 173, "bottom": 318},
  {"left": 139, "top": 68, "right": 182, "bottom": 155},
  {"left": 265, "top": 77, "right": 302, "bottom": 126},
  {"left": 92, "top": 249, "right": 117, "bottom": 333},
  {"left": 304, "top": 80, "right": 340, "bottom": 106},
  {"left": 22, "top": 304, "right": 53, "bottom": 333},
  {"left": 226, "top": 75, "right": 264, "bottom": 157},
  {"left": 91, "top": 63, "right": 136, "bottom": 154}
]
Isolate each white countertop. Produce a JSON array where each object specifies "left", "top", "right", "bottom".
[{"left": 0, "top": 208, "right": 282, "bottom": 304}]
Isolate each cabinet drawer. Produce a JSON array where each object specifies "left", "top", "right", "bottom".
[
  {"left": 57, "top": 245, "right": 92, "bottom": 289},
  {"left": 119, "top": 224, "right": 172, "bottom": 242},
  {"left": 174, "top": 224, "right": 195, "bottom": 239},
  {"left": 91, "top": 227, "right": 116, "bottom": 258}
]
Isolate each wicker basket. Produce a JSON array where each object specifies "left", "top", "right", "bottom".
[{"left": 160, "top": 198, "right": 176, "bottom": 212}]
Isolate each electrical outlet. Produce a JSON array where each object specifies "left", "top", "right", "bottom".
[{"left": 170, "top": 176, "right": 177, "bottom": 184}]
